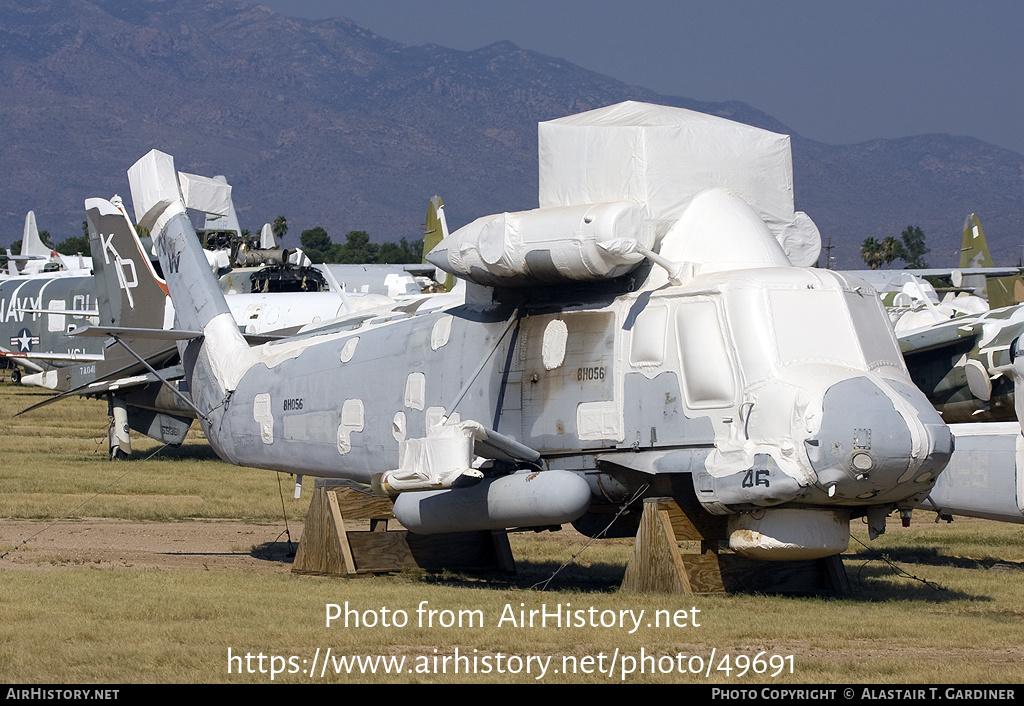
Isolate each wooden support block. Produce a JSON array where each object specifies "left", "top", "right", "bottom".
[
  {"left": 292, "top": 483, "right": 352, "bottom": 575},
  {"left": 622, "top": 496, "right": 850, "bottom": 596},
  {"left": 622, "top": 504, "right": 693, "bottom": 593},
  {"left": 292, "top": 481, "right": 515, "bottom": 577}
]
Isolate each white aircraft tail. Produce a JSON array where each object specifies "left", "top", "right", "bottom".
[
  {"left": 21, "top": 211, "right": 51, "bottom": 259},
  {"left": 259, "top": 223, "right": 275, "bottom": 249}
]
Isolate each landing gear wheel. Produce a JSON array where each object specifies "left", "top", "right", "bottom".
[{"left": 10, "top": 368, "right": 21, "bottom": 385}]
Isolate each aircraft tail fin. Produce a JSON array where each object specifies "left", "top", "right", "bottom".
[
  {"left": 424, "top": 195, "right": 455, "bottom": 291},
  {"left": 259, "top": 223, "right": 275, "bottom": 249},
  {"left": 22, "top": 211, "right": 50, "bottom": 259},
  {"left": 960, "top": 213, "right": 994, "bottom": 269},
  {"left": 86, "top": 196, "right": 171, "bottom": 331},
  {"left": 81, "top": 195, "right": 183, "bottom": 385},
  {"left": 959, "top": 213, "right": 1024, "bottom": 308},
  {"left": 127, "top": 150, "right": 250, "bottom": 389},
  {"left": 423, "top": 195, "right": 448, "bottom": 259}
]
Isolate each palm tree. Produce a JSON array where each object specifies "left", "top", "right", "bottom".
[
  {"left": 879, "top": 236, "right": 906, "bottom": 268},
  {"left": 861, "top": 237, "right": 884, "bottom": 269},
  {"left": 272, "top": 215, "right": 288, "bottom": 245}
]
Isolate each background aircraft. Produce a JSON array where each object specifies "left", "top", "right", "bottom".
[
  {"left": 0, "top": 270, "right": 102, "bottom": 384},
  {"left": 957, "top": 213, "right": 1024, "bottom": 309},
  {"left": 2, "top": 210, "right": 91, "bottom": 278},
  {"left": 16, "top": 188, "right": 449, "bottom": 457}
]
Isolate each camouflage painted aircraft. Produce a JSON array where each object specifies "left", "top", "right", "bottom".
[
  {"left": 119, "top": 102, "right": 953, "bottom": 562},
  {"left": 896, "top": 214, "right": 1024, "bottom": 424},
  {"left": 893, "top": 215, "right": 1024, "bottom": 525},
  {"left": 956, "top": 212, "right": 1024, "bottom": 309}
]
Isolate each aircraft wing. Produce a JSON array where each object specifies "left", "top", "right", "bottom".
[
  {"left": 0, "top": 350, "right": 105, "bottom": 363},
  {"left": 17, "top": 363, "right": 185, "bottom": 416},
  {"left": 71, "top": 322, "right": 293, "bottom": 345},
  {"left": 16, "top": 307, "right": 100, "bottom": 317},
  {"left": 910, "top": 267, "right": 1022, "bottom": 278},
  {"left": 402, "top": 264, "right": 437, "bottom": 277},
  {"left": 843, "top": 267, "right": 1023, "bottom": 281},
  {"left": 69, "top": 325, "right": 202, "bottom": 341},
  {"left": 898, "top": 320, "right": 979, "bottom": 355}
]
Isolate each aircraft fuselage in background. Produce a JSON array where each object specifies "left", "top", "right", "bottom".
[{"left": 0, "top": 275, "right": 101, "bottom": 380}]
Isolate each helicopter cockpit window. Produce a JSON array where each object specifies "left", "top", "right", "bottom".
[
  {"left": 846, "top": 291, "right": 904, "bottom": 370},
  {"left": 770, "top": 289, "right": 862, "bottom": 368}
]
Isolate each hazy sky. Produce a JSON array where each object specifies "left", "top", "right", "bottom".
[{"left": 257, "top": 0, "right": 1024, "bottom": 156}]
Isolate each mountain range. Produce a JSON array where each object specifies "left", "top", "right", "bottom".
[{"left": 1, "top": 0, "right": 1022, "bottom": 268}]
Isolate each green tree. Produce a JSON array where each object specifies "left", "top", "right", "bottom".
[
  {"left": 272, "top": 215, "right": 288, "bottom": 245},
  {"left": 900, "top": 225, "right": 928, "bottom": 268},
  {"left": 299, "top": 226, "right": 332, "bottom": 263},
  {"left": 377, "top": 237, "right": 423, "bottom": 264},
  {"left": 861, "top": 237, "right": 884, "bottom": 270},
  {"left": 879, "top": 236, "right": 905, "bottom": 268},
  {"left": 56, "top": 234, "right": 91, "bottom": 256},
  {"left": 333, "top": 230, "right": 379, "bottom": 264}
]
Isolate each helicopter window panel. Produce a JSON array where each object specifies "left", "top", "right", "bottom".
[
  {"left": 770, "top": 289, "right": 861, "bottom": 367},
  {"left": 846, "top": 292, "right": 904, "bottom": 369},
  {"left": 675, "top": 300, "right": 736, "bottom": 408},
  {"left": 629, "top": 303, "right": 667, "bottom": 367}
]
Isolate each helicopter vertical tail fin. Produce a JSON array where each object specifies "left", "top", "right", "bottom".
[{"left": 127, "top": 149, "right": 251, "bottom": 391}]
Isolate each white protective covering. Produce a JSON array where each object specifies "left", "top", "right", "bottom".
[
  {"left": 178, "top": 171, "right": 232, "bottom": 219},
  {"left": 727, "top": 508, "right": 850, "bottom": 560},
  {"left": 380, "top": 421, "right": 486, "bottom": 492},
  {"left": 428, "top": 201, "right": 652, "bottom": 286},
  {"left": 129, "top": 150, "right": 182, "bottom": 231},
  {"left": 658, "top": 188, "right": 793, "bottom": 274},
  {"left": 538, "top": 101, "right": 821, "bottom": 266}
]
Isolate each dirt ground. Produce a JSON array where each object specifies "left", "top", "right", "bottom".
[{"left": 0, "top": 518, "right": 300, "bottom": 573}]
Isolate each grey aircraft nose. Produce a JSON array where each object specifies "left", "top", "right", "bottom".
[{"left": 805, "top": 376, "right": 951, "bottom": 501}]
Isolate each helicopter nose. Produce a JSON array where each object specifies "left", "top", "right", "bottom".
[{"left": 805, "top": 376, "right": 951, "bottom": 501}]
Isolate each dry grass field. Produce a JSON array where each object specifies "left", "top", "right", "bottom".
[{"left": 1, "top": 380, "right": 1022, "bottom": 684}]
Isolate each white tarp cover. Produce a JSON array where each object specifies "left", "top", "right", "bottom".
[
  {"left": 178, "top": 171, "right": 233, "bottom": 218},
  {"left": 428, "top": 200, "right": 652, "bottom": 286},
  {"left": 538, "top": 101, "right": 820, "bottom": 266},
  {"left": 128, "top": 150, "right": 181, "bottom": 230}
]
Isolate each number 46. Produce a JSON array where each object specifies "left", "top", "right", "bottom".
[{"left": 741, "top": 469, "right": 770, "bottom": 488}]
